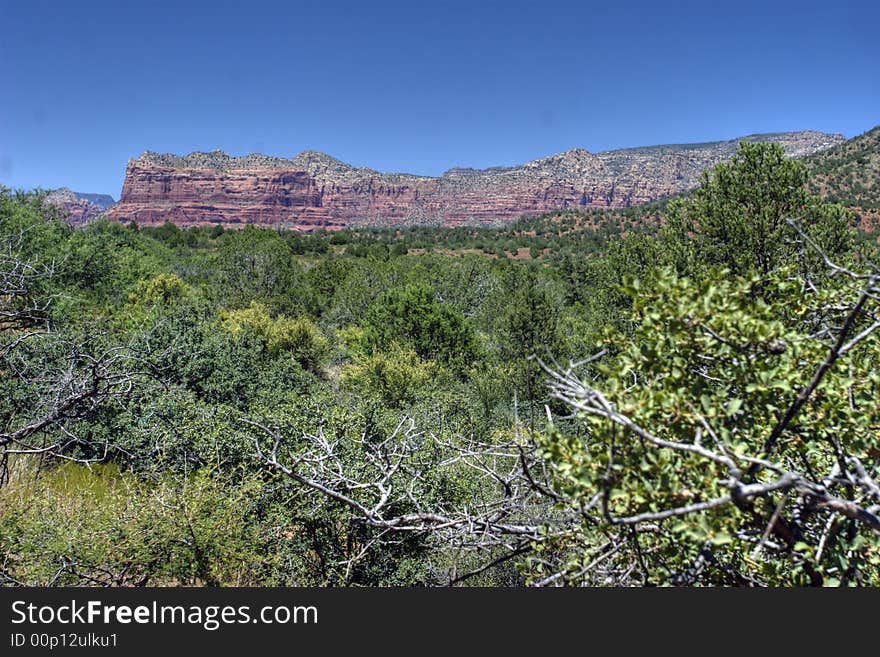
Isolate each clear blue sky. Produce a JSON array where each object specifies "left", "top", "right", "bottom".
[{"left": 1, "top": 0, "right": 877, "bottom": 197}]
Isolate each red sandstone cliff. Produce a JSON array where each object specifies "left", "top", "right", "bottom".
[{"left": 106, "top": 131, "right": 845, "bottom": 230}]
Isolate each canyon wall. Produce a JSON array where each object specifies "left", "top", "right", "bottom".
[{"left": 106, "top": 131, "right": 845, "bottom": 230}]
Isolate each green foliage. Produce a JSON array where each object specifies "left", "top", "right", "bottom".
[
  {"left": 360, "top": 284, "right": 481, "bottom": 371},
  {"left": 219, "top": 302, "right": 329, "bottom": 372},
  {"left": 540, "top": 266, "right": 880, "bottom": 585},
  {"left": 663, "top": 141, "right": 855, "bottom": 277},
  {"left": 342, "top": 342, "right": 440, "bottom": 407},
  {"left": 495, "top": 268, "right": 563, "bottom": 415},
  {"left": 60, "top": 219, "right": 169, "bottom": 307},
  {"left": 558, "top": 231, "right": 660, "bottom": 334},
  {"left": 0, "top": 464, "right": 270, "bottom": 586},
  {"left": 212, "top": 226, "right": 308, "bottom": 311},
  {"left": 0, "top": 190, "right": 69, "bottom": 329},
  {"left": 128, "top": 272, "right": 190, "bottom": 307}
]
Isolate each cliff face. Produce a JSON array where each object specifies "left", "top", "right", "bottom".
[
  {"left": 111, "top": 163, "right": 336, "bottom": 229},
  {"left": 45, "top": 188, "right": 116, "bottom": 227},
  {"left": 106, "top": 131, "right": 845, "bottom": 230}
]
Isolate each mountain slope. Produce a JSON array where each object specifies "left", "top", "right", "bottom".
[
  {"left": 45, "top": 188, "right": 116, "bottom": 226},
  {"left": 806, "top": 125, "right": 880, "bottom": 210},
  {"left": 106, "top": 131, "right": 844, "bottom": 230}
]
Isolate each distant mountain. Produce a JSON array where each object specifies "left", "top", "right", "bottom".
[
  {"left": 806, "top": 126, "right": 880, "bottom": 211},
  {"left": 105, "top": 131, "right": 844, "bottom": 230},
  {"left": 45, "top": 188, "right": 116, "bottom": 226},
  {"left": 72, "top": 191, "right": 116, "bottom": 210}
]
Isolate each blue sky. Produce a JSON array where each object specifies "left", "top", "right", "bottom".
[{"left": 1, "top": 0, "right": 877, "bottom": 197}]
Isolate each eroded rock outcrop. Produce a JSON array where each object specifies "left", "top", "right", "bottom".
[
  {"left": 45, "top": 188, "right": 116, "bottom": 227},
  {"left": 106, "top": 131, "right": 845, "bottom": 230}
]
